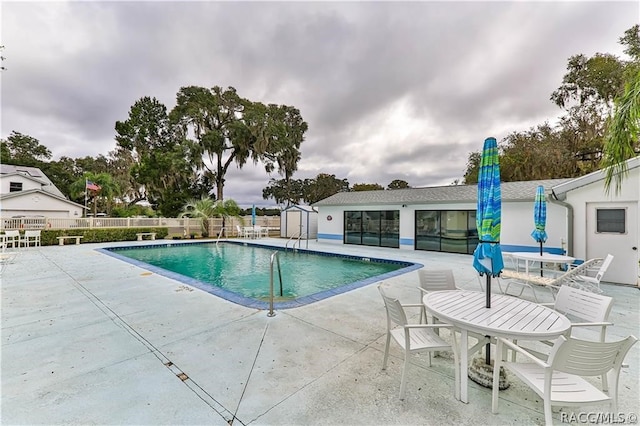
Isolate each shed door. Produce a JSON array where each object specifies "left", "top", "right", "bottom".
[
  {"left": 586, "top": 202, "right": 639, "bottom": 286},
  {"left": 286, "top": 211, "right": 302, "bottom": 238}
]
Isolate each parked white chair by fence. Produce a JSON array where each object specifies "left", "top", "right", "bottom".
[
  {"left": 492, "top": 335, "right": 637, "bottom": 426},
  {"left": 378, "top": 284, "right": 460, "bottom": 400},
  {"left": 3, "top": 230, "right": 21, "bottom": 249},
  {"left": 21, "top": 230, "right": 41, "bottom": 248}
]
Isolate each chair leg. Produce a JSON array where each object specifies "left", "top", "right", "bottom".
[
  {"left": 382, "top": 332, "right": 391, "bottom": 370},
  {"left": 543, "top": 395, "right": 553, "bottom": 426},
  {"left": 399, "top": 349, "right": 410, "bottom": 400}
]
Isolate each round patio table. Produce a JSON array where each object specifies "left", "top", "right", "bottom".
[{"left": 423, "top": 290, "right": 571, "bottom": 403}]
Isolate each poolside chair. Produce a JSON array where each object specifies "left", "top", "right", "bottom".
[
  {"left": 3, "top": 230, "right": 21, "bottom": 250},
  {"left": 21, "top": 230, "right": 41, "bottom": 248},
  {"left": 498, "top": 257, "right": 602, "bottom": 302},
  {"left": 572, "top": 254, "right": 614, "bottom": 293},
  {"left": 417, "top": 269, "right": 457, "bottom": 323},
  {"left": 492, "top": 335, "right": 637, "bottom": 426},
  {"left": 378, "top": 285, "right": 460, "bottom": 400}
]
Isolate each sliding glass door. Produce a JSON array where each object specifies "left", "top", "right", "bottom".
[{"left": 344, "top": 210, "right": 399, "bottom": 248}]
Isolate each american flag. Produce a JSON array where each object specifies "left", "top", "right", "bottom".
[{"left": 86, "top": 180, "right": 101, "bottom": 191}]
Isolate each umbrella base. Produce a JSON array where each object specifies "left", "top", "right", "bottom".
[{"left": 468, "top": 357, "right": 509, "bottom": 390}]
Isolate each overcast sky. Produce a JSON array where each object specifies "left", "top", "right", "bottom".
[{"left": 1, "top": 1, "right": 637, "bottom": 208}]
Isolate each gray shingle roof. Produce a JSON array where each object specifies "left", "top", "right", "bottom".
[{"left": 313, "top": 179, "right": 573, "bottom": 206}]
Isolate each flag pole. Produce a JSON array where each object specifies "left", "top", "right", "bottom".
[{"left": 84, "top": 178, "right": 87, "bottom": 217}]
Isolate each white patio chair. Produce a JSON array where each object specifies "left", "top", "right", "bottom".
[
  {"left": 379, "top": 285, "right": 460, "bottom": 400},
  {"left": 21, "top": 230, "right": 41, "bottom": 248},
  {"left": 492, "top": 335, "right": 637, "bottom": 426},
  {"left": 572, "top": 254, "right": 614, "bottom": 293},
  {"left": 254, "top": 225, "right": 269, "bottom": 238},
  {"left": 3, "top": 230, "right": 21, "bottom": 250},
  {"left": 417, "top": 269, "right": 457, "bottom": 323}
]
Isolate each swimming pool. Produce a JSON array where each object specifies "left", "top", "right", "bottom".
[{"left": 100, "top": 241, "right": 421, "bottom": 309}]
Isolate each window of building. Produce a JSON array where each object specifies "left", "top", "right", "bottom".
[
  {"left": 415, "top": 210, "right": 478, "bottom": 254},
  {"left": 344, "top": 210, "right": 399, "bottom": 248},
  {"left": 9, "top": 182, "right": 22, "bottom": 192},
  {"left": 596, "top": 208, "right": 626, "bottom": 234}
]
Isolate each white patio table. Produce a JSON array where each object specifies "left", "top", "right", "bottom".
[
  {"left": 509, "top": 252, "right": 575, "bottom": 275},
  {"left": 423, "top": 290, "right": 571, "bottom": 403}
]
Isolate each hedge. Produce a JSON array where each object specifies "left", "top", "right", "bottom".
[{"left": 37, "top": 227, "right": 169, "bottom": 246}]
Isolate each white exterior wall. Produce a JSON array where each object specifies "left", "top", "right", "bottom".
[
  {"left": 0, "top": 192, "right": 83, "bottom": 218},
  {"left": 562, "top": 168, "right": 639, "bottom": 285},
  {"left": 1, "top": 175, "right": 42, "bottom": 193},
  {"left": 317, "top": 201, "right": 567, "bottom": 252},
  {"left": 501, "top": 201, "right": 568, "bottom": 253}
]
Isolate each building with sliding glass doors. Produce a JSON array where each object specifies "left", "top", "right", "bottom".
[{"left": 313, "top": 157, "right": 640, "bottom": 286}]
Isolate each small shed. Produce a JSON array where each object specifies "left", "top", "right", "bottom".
[{"left": 280, "top": 205, "right": 318, "bottom": 239}]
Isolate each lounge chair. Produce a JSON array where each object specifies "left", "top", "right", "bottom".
[
  {"left": 572, "top": 254, "right": 614, "bottom": 293},
  {"left": 498, "top": 257, "right": 602, "bottom": 301}
]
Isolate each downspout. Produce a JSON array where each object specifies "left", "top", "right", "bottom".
[{"left": 549, "top": 189, "right": 573, "bottom": 256}]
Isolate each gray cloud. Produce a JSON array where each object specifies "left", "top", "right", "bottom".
[{"left": 1, "top": 1, "right": 636, "bottom": 208}]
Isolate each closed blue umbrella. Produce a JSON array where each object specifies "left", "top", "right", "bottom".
[
  {"left": 472, "top": 137, "right": 504, "bottom": 309},
  {"left": 252, "top": 204, "right": 256, "bottom": 226},
  {"left": 531, "top": 185, "right": 547, "bottom": 276},
  {"left": 472, "top": 137, "right": 504, "bottom": 366}
]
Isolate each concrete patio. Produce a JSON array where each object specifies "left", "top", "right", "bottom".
[{"left": 2, "top": 239, "right": 638, "bottom": 425}]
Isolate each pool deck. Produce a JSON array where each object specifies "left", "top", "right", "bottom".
[{"left": 2, "top": 238, "right": 638, "bottom": 425}]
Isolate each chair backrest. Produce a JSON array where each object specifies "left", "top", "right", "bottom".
[
  {"left": 555, "top": 257, "right": 602, "bottom": 284},
  {"left": 549, "top": 335, "right": 637, "bottom": 377},
  {"left": 553, "top": 285, "right": 613, "bottom": 323},
  {"left": 594, "top": 254, "right": 614, "bottom": 282},
  {"left": 418, "top": 269, "right": 456, "bottom": 292},
  {"left": 25, "top": 230, "right": 40, "bottom": 238},
  {"left": 5, "top": 230, "right": 19, "bottom": 238},
  {"left": 378, "top": 285, "right": 408, "bottom": 328}
]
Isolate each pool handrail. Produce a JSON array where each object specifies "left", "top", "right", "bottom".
[
  {"left": 215, "top": 227, "right": 226, "bottom": 247},
  {"left": 285, "top": 233, "right": 302, "bottom": 251},
  {"left": 268, "top": 251, "right": 284, "bottom": 317}
]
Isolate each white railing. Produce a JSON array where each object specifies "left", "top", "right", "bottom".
[{"left": 0, "top": 215, "right": 281, "bottom": 237}]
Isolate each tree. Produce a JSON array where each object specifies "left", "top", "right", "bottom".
[
  {"left": 262, "top": 177, "right": 304, "bottom": 207},
  {"left": 115, "top": 96, "right": 203, "bottom": 215},
  {"left": 352, "top": 183, "right": 384, "bottom": 191},
  {"left": 179, "top": 196, "right": 243, "bottom": 237},
  {"left": 169, "top": 86, "right": 307, "bottom": 201},
  {"left": 179, "top": 196, "right": 216, "bottom": 236},
  {"left": 69, "top": 172, "right": 120, "bottom": 216},
  {"left": 302, "top": 173, "right": 349, "bottom": 204},
  {"left": 602, "top": 25, "right": 640, "bottom": 194},
  {"left": 1, "top": 131, "right": 52, "bottom": 166},
  {"left": 602, "top": 67, "right": 640, "bottom": 193},
  {"left": 387, "top": 179, "right": 410, "bottom": 190},
  {"left": 551, "top": 53, "right": 626, "bottom": 112}
]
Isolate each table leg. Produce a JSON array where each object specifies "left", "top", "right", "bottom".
[{"left": 460, "top": 329, "right": 469, "bottom": 403}]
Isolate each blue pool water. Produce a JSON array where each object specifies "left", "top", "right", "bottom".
[{"left": 100, "top": 241, "right": 421, "bottom": 309}]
